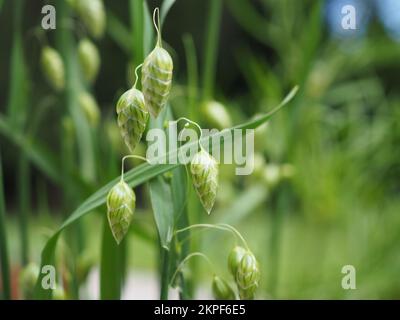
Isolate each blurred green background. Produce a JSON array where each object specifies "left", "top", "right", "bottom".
[{"left": 0, "top": 0, "right": 399, "bottom": 299}]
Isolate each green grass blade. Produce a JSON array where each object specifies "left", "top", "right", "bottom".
[
  {"left": 106, "top": 11, "right": 131, "bottom": 54},
  {"left": 33, "top": 87, "right": 298, "bottom": 298},
  {"left": 202, "top": 0, "right": 222, "bottom": 100},
  {"left": 183, "top": 34, "right": 199, "bottom": 120},
  {"left": 0, "top": 115, "right": 61, "bottom": 184},
  {"left": 130, "top": 0, "right": 144, "bottom": 65},
  {"left": 149, "top": 176, "right": 175, "bottom": 250},
  {"left": 7, "top": 0, "right": 28, "bottom": 127},
  {"left": 143, "top": 1, "right": 154, "bottom": 56},
  {"left": 226, "top": 0, "right": 269, "bottom": 46},
  {"left": 100, "top": 216, "right": 122, "bottom": 300},
  {"left": 160, "top": 0, "right": 176, "bottom": 26},
  {"left": 18, "top": 156, "right": 30, "bottom": 265},
  {"left": 56, "top": 0, "right": 96, "bottom": 183},
  {"left": 0, "top": 153, "right": 11, "bottom": 299}
]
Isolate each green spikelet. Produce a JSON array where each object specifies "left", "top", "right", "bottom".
[
  {"left": 78, "top": 38, "right": 100, "bottom": 84},
  {"left": 41, "top": 46, "right": 65, "bottom": 92},
  {"left": 201, "top": 100, "right": 232, "bottom": 130},
  {"left": 236, "top": 252, "right": 260, "bottom": 300},
  {"left": 74, "top": 0, "right": 105, "bottom": 39},
  {"left": 228, "top": 246, "right": 247, "bottom": 277},
  {"left": 212, "top": 275, "right": 236, "bottom": 300},
  {"left": 141, "top": 8, "right": 173, "bottom": 118},
  {"left": 78, "top": 91, "right": 100, "bottom": 127},
  {"left": 116, "top": 88, "right": 149, "bottom": 153},
  {"left": 106, "top": 180, "right": 136, "bottom": 244},
  {"left": 190, "top": 149, "right": 219, "bottom": 214},
  {"left": 19, "top": 263, "right": 39, "bottom": 299}
]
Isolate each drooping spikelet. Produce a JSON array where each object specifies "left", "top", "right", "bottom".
[
  {"left": 235, "top": 252, "right": 260, "bottom": 300},
  {"left": 211, "top": 275, "right": 236, "bottom": 300},
  {"left": 78, "top": 91, "right": 100, "bottom": 127},
  {"left": 190, "top": 149, "right": 219, "bottom": 214},
  {"left": 78, "top": 38, "right": 100, "bottom": 84},
  {"left": 228, "top": 246, "right": 247, "bottom": 277},
  {"left": 116, "top": 88, "right": 149, "bottom": 153},
  {"left": 141, "top": 8, "right": 173, "bottom": 118},
  {"left": 74, "top": 0, "right": 105, "bottom": 39},
  {"left": 106, "top": 180, "right": 136, "bottom": 244},
  {"left": 41, "top": 46, "right": 65, "bottom": 92}
]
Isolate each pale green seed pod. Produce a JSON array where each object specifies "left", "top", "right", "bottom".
[
  {"left": 78, "top": 91, "right": 100, "bottom": 127},
  {"left": 41, "top": 46, "right": 65, "bottom": 92},
  {"left": 53, "top": 287, "right": 67, "bottom": 300},
  {"left": 212, "top": 275, "right": 236, "bottom": 300},
  {"left": 75, "top": 0, "right": 105, "bottom": 39},
  {"left": 190, "top": 149, "right": 218, "bottom": 214},
  {"left": 236, "top": 252, "right": 260, "bottom": 300},
  {"left": 19, "top": 263, "right": 39, "bottom": 299},
  {"left": 78, "top": 38, "right": 100, "bottom": 84},
  {"left": 262, "top": 163, "right": 281, "bottom": 188},
  {"left": 142, "top": 46, "right": 173, "bottom": 118},
  {"left": 106, "top": 180, "right": 136, "bottom": 244},
  {"left": 141, "top": 9, "right": 173, "bottom": 118},
  {"left": 201, "top": 101, "right": 232, "bottom": 130},
  {"left": 116, "top": 88, "right": 149, "bottom": 153},
  {"left": 228, "top": 246, "right": 247, "bottom": 277}
]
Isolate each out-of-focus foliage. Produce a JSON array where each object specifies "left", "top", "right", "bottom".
[{"left": 0, "top": 0, "right": 399, "bottom": 299}]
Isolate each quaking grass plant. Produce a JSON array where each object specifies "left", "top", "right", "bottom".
[{"left": 0, "top": 0, "right": 298, "bottom": 300}]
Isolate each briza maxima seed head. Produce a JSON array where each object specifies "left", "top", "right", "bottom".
[
  {"left": 41, "top": 46, "right": 65, "bottom": 92},
  {"left": 212, "top": 275, "right": 236, "bottom": 300},
  {"left": 106, "top": 180, "right": 136, "bottom": 244},
  {"left": 116, "top": 88, "right": 149, "bottom": 153},
  {"left": 141, "top": 8, "right": 173, "bottom": 118},
  {"left": 78, "top": 91, "right": 100, "bottom": 127},
  {"left": 236, "top": 252, "right": 260, "bottom": 300},
  {"left": 142, "top": 46, "right": 173, "bottom": 118},
  {"left": 201, "top": 100, "right": 232, "bottom": 130},
  {"left": 78, "top": 38, "right": 100, "bottom": 84},
  {"left": 19, "top": 263, "right": 39, "bottom": 299},
  {"left": 73, "top": 0, "right": 105, "bottom": 39},
  {"left": 190, "top": 149, "right": 219, "bottom": 214},
  {"left": 228, "top": 246, "right": 247, "bottom": 277}
]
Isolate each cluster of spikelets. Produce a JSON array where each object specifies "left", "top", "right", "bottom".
[
  {"left": 40, "top": 0, "right": 104, "bottom": 128},
  {"left": 108, "top": 8, "right": 220, "bottom": 245},
  {"left": 211, "top": 246, "right": 260, "bottom": 300}
]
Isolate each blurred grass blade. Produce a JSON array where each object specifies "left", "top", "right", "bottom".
[
  {"left": 0, "top": 115, "right": 60, "bottom": 184},
  {"left": 56, "top": 0, "right": 96, "bottom": 183},
  {"left": 183, "top": 34, "right": 199, "bottom": 120},
  {"left": 100, "top": 216, "right": 122, "bottom": 300},
  {"left": 0, "top": 153, "right": 11, "bottom": 299},
  {"left": 18, "top": 156, "right": 30, "bottom": 265},
  {"left": 226, "top": 0, "right": 269, "bottom": 46},
  {"left": 33, "top": 87, "right": 298, "bottom": 298},
  {"left": 130, "top": 0, "right": 144, "bottom": 65},
  {"left": 106, "top": 11, "right": 131, "bottom": 54},
  {"left": 215, "top": 184, "right": 268, "bottom": 225},
  {"left": 160, "top": 0, "right": 176, "bottom": 26},
  {"left": 202, "top": 0, "right": 222, "bottom": 100},
  {"left": 149, "top": 176, "right": 175, "bottom": 250},
  {"left": 143, "top": 1, "right": 154, "bottom": 56},
  {"left": 7, "top": 0, "right": 28, "bottom": 127},
  {"left": 171, "top": 165, "right": 191, "bottom": 299}
]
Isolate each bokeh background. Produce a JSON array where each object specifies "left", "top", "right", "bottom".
[{"left": 0, "top": 0, "right": 399, "bottom": 299}]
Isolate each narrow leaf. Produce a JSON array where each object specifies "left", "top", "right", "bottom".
[
  {"left": 160, "top": 0, "right": 176, "bottom": 26},
  {"left": 149, "top": 176, "right": 175, "bottom": 249}
]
